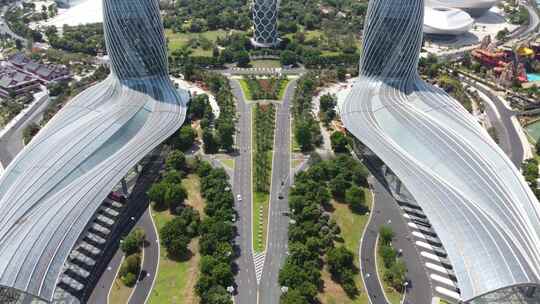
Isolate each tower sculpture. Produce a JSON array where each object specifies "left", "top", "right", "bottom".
[
  {"left": 251, "top": 0, "right": 279, "bottom": 47},
  {"left": 342, "top": 0, "right": 540, "bottom": 302},
  {"left": 0, "top": 0, "right": 187, "bottom": 302}
]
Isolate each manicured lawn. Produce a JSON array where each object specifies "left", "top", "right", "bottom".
[
  {"left": 108, "top": 277, "right": 133, "bottom": 304},
  {"left": 240, "top": 77, "right": 289, "bottom": 101},
  {"left": 277, "top": 78, "right": 290, "bottom": 100},
  {"left": 219, "top": 158, "right": 235, "bottom": 170},
  {"left": 148, "top": 175, "right": 203, "bottom": 304},
  {"left": 253, "top": 190, "right": 269, "bottom": 253},
  {"left": 165, "top": 29, "right": 245, "bottom": 56},
  {"left": 239, "top": 79, "right": 253, "bottom": 100},
  {"left": 319, "top": 190, "right": 373, "bottom": 304},
  {"left": 251, "top": 59, "right": 281, "bottom": 68}
]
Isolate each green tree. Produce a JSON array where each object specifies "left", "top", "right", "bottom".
[
  {"left": 379, "top": 225, "right": 394, "bottom": 246},
  {"left": 330, "top": 131, "right": 348, "bottom": 153},
  {"left": 121, "top": 228, "right": 145, "bottom": 255},
  {"left": 327, "top": 246, "right": 355, "bottom": 277},
  {"left": 166, "top": 150, "right": 186, "bottom": 171},
  {"left": 385, "top": 259, "right": 407, "bottom": 290},
  {"left": 345, "top": 185, "right": 366, "bottom": 212},
  {"left": 379, "top": 244, "right": 397, "bottom": 268},
  {"left": 236, "top": 50, "right": 250, "bottom": 67},
  {"left": 189, "top": 94, "right": 210, "bottom": 120},
  {"left": 172, "top": 125, "right": 196, "bottom": 151},
  {"left": 119, "top": 253, "right": 141, "bottom": 278},
  {"left": 281, "top": 289, "right": 307, "bottom": 304},
  {"left": 165, "top": 184, "right": 187, "bottom": 213},
  {"left": 217, "top": 121, "right": 234, "bottom": 152},
  {"left": 148, "top": 182, "right": 168, "bottom": 210},
  {"left": 203, "top": 130, "right": 219, "bottom": 154},
  {"left": 295, "top": 121, "right": 313, "bottom": 152},
  {"left": 280, "top": 50, "right": 297, "bottom": 66},
  {"left": 329, "top": 174, "right": 350, "bottom": 200}
]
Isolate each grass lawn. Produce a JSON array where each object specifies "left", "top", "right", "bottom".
[
  {"left": 239, "top": 79, "right": 253, "bottom": 100},
  {"left": 376, "top": 238, "right": 403, "bottom": 304},
  {"left": 277, "top": 78, "right": 290, "bottom": 100},
  {"left": 253, "top": 191, "right": 269, "bottom": 253},
  {"left": 165, "top": 29, "right": 245, "bottom": 56},
  {"left": 251, "top": 59, "right": 281, "bottom": 68},
  {"left": 148, "top": 175, "right": 203, "bottom": 304},
  {"left": 108, "top": 277, "right": 133, "bottom": 304},
  {"left": 319, "top": 189, "right": 372, "bottom": 304},
  {"left": 239, "top": 78, "right": 289, "bottom": 102},
  {"left": 220, "top": 158, "right": 235, "bottom": 170}
]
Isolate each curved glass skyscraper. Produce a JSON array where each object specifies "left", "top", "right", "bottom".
[
  {"left": 251, "top": 0, "right": 279, "bottom": 47},
  {"left": 0, "top": 0, "right": 187, "bottom": 302},
  {"left": 343, "top": 0, "right": 540, "bottom": 302}
]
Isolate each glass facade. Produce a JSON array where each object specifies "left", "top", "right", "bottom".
[
  {"left": 252, "top": 0, "right": 279, "bottom": 46},
  {"left": 0, "top": 0, "right": 187, "bottom": 302},
  {"left": 342, "top": 0, "right": 540, "bottom": 303}
]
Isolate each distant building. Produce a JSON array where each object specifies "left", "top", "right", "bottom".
[
  {"left": 0, "top": 65, "right": 40, "bottom": 98},
  {"left": 426, "top": 0, "right": 501, "bottom": 17},
  {"left": 424, "top": 6, "right": 474, "bottom": 36},
  {"left": 251, "top": 0, "right": 280, "bottom": 48},
  {"left": 8, "top": 53, "right": 70, "bottom": 84}
]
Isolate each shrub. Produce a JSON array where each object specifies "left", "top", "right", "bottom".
[{"left": 121, "top": 228, "right": 145, "bottom": 255}]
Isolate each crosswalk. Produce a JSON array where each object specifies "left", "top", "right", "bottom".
[
  {"left": 397, "top": 200, "right": 461, "bottom": 303},
  {"left": 231, "top": 67, "right": 282, "bottom": 74},
  {"left": 253, "top": 252, "right": 266, "bottom": 284}
]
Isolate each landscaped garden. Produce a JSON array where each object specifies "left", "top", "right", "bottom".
[
  {"left": 252, "top": 103, "right": 276, "bottom": 253},
  {"left": 147, "top": 147, "right": 237, "bottom": 304},
  {"left": 377, "top": 226, "right": 407, "bottom": 304},
  {"left": 279, "top": 155, "right": 371, "bottom": 303},
  {"left": 239, "top": 76, "right": 289, "bottom": 101}
]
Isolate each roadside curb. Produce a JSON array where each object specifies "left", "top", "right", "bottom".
[
  {"left": 143, "top": 208, "right": 160, "bottom": 304},
  {"left": 359, "top": 187, "right": 376, "bottom": 304}
]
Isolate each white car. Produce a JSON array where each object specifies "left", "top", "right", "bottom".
[{"left": 237, "top": 194, "right": 242, "bottom": 201}]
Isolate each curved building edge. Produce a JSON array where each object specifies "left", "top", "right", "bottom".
[
  {"left": 0, "top": 0, "right": 188, "bottom": 301},
  {"left": 343, "top": 0, "right": 540, "bottom": 302}
]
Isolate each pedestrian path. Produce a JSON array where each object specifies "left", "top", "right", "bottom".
[{"left": 253, "top": 252, "right": 266, "bottom": 284}]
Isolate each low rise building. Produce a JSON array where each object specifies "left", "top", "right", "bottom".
[
  {"left": 0, "top": 65, "right": 40, "bottom": 98},
  {"left": 8, "top": 53, "right": 70, "bottom": 84}
]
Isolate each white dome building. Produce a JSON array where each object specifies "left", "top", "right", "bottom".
[
  {"left": 424, "top": 6, "right": 475, "bottom": 35},
  {"left": 426, "top": 0, "right": 501, "bottom": 17}
]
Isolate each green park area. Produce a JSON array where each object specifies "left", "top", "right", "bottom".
[
  {"left": 376, "top": 226, "right": 406, "bottom": 304},
  {"left": 108, "top": 269, "right": 133, "bottom": 304},
  {"left": 239, "top": 76, "right": 289, "bottom": 101},
  {"left": 148, "top": 174, "right": 204, "bottom": 304},
  {"left": 319, "top": 189, "right": 373, "bottom": 304},
  {"left": 165, "top": 29, "right": 245, "bottom": 56},
  {"left": 252, "top": 103, "right": 276, "bottom": 253}
]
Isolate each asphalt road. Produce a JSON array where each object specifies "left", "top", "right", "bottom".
[
  {"left": 230, "top": 79, "right": 258, "bottom": 304},
  {"left": 87, "top": 154, "right": 163, "bottom": 304},
  {"left": 258, "top": 79, "right": 297, "bottom": 304},
  {"left": 360, "top": 175, "right": 432, "bottom": 304},
  {"left": 0, "top": 3, "right": 27, "bottom": 43},
  {"left": 461, "top": 76, "right": 524, "bottom": 167},
  {"left": 519, "top": 0, "right": 540, "bottom": 38},
  {"left": 0, "top": 92, "right": 50, "bottom": 168}
]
